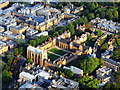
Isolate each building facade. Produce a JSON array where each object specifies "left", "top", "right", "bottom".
[
  {"left": 27, "top": 46, "right": 48, "bottom": 66},
  {"left": 10, "top": 25, "right": 28, "bottom": 34},
  {"left": 103, "top": 58, "right": 120, "bottom": 72},
  {"left": 96, "top": 66, "right": 112, "bottom": 83},
  {"left": 0, "top": 0, "right": 9, "bottom": 9},
  {"left": 0, "top": 41, "right": 8, "bottom": 54}
]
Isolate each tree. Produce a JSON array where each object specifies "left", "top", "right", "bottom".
[
  {"left": 56, "top": 68, "right": 74, "bottom": 78},
  {"left": 14, "top": 48, "right": 19, "bottom": 56},
  {"left": 86, "top": 38, "right": 95, "bottom": 47},
  {"left": 78, "top": 18, "right": 84, "bottom": 25},
  {"left": 5, "top": 64, "right": 10, "bottom": 70},
  {"left": 63, "top": 69, "right": 74, "bottom": 77},
  {"left": 29, "top": 40, "right": 36, "bottom": 46},
  {"left": 116, "top": 74, "right": 120, "bottom": 88},
  {"left": 103, "top": 83, "right": 111, "bottom": 90},
  {"left": 6, "top": 52, "right": 10, "bottom": 56},
  {"left": 106, "top": 10, "right": 113, "bottom": 20},
  {"left": 100, "top": 11, "right": 105, "bottom": 18},
  {"left": 7, "top": 58, "right": 12, "bottom": 66},
  {"left": 112, "top": 49, "right": 120, "bottom": 61},
  {"left": 108, "top": 82, "right": 119, "bottom": 90},
  {"left": 88, "top": 34, "right": 93, "bottom": 41},
  {"left": 100, "top": 59, "right": 104, "bottom": 67},
  {"left": 3, "top": 55, "right": 8, "bottom": 63},
  {"left": 113, "top": 11, "right": 119, "bottom": 20},
  {"left": 78, "top": 75, "right": 100, "bottom": 88},
  {"left": 95, "top": 29, "right": 103, "bottom": 37},
  {"left": 99, "top": 39, "right": 105, "bottom": 45},
  {"left": 78, "top": 57, "right": 100, "bottom": 74},
  {"left": 73, "top": 20, "right": 79, "bottom": 26},
  {"left": 86, "top": 79, "right": 100, "bottom": 88},
  {"left": 16, "top": 39, "right": 26, "bottom": 44},
  {"left": 66, "top": 23, "right": 75, "bottom": 35},
  {"left": 78, "top": 75, "right": 92, "bottom": 84},
  {"left": 101, "top": 43, "right": 109, "bottom": 50},
  {"left": 85, "top": 22, "right": 92, "bottom": 29},
  {"left": 88, "top": 13, "right": 95, "bottom": 20},
  {"left": 53, "top": 32, "right": 59, "bottom": 37},
  {"left": 0, "top": 60, "right": 5, "bottom": 70},
  {"left": 2, "top": 70, "right": 12, "bottom": 83},
  {"left": 29, "top": 36, "right": 49, "bottom": 46},
  {"left": 89, "top": 2, "right": 96, "bottom": 11},
  {"left": 26, "top": 58, "right": 33, "bottom": 64},
  {"left": 116, "top": 39, "right": 120, "bottom": 46},
  {"left": 19, "top": 47, "right": 23, "bottom": 55},
  {"left": 81, "top": 16, "right": 88, "bottom": 23}
]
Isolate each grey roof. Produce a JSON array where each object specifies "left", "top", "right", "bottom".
[
  {"left": 59, "top": 38, "right": 71, "bottom": 44},
  {"left": 0, "top": 0, "right": 8, "bottom": 4},
  {"left": 73, "top": 42, "right": 80, "bottom": 48},
  {"left": 5, "top": 40, "right": 16, "bottom": 46},
  {"left": 10, "top": 25, "right": 27, "bottom": 30},
  {"left": 0, "top": 26, "right": 4, "bottom": 30},
  {"left": 97, "top": 74, "right": 110, "bottom": 79},
  {"left": 27, "top": 46, "right": 45, "bottom": 54},
  {"left": 103, "top": 58, "right": 120, "bottom": 67},
  {"left": 55, "top": 77, "right": 79, "bottom": 88}
]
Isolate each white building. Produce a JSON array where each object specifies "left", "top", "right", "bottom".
[
  {"left": 96, "top": 67, "right": 112, "bottom": 83},
  {"left": 26, "top": 28, "right": 38, "bottom": 36},
  {"left": 27, "top": 46, "right": 48, "bottom": 65},
  {"left": 103, "top": 58, "right": 120, "bottom": 72},
  {"left": 0, "top": 15, "right": 17, "bottom": 30},
  {"left": 35, "top": 70, "right": 50, "bottom": 79},
  {"left": 34, "top": 31, "right": 48, "bottom": 37},
  {"left": 0, "top": 26, "right": 5, "bottom": 32},
  {"left": 19, "top": 71, "right": 35, "bottom": 82},
  {"left": 52, "top": 77, "right": 79, "bottom": 89},
  {"left": 63, "top": 66, "right": 83, "bottom": 76}
]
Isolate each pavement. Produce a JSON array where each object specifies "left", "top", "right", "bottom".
[{"left": 48, "top": 51, "right": 61, "bottom": 57}]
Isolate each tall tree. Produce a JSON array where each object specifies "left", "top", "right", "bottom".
[
  {"left": 89, "top": 2, "right": 96, "bottom": 11},
  {"left": 101, "top": 43, "right": 109, "bottom": 50},
  {"left": 2, "top": 70, "right": 12, "bottom": 83},
  {"left": 14, "top": 48, "right": 19, "bottom": 56},
  {"left": 29, "top": 40, "right": 36, "bottom": 46},
  {"left": 76, "top": 57, "right": 100, "bottom": 74},
  {"left": 81, "top": 16, "right": 88, "bottom": 23},
  {"left": 63, "top": 69, "right": 74, "bottom": 77},
  {"left": 112, "top": 49, "right": 120, "bottom": 61},
  {"left": 95, "top": 29, "right": 103, "bottom": 37},
  {"left": 88, "top": 13, "right": 95, "bottom": 20},
  {"left": 19, "top": 47, "right": 23, "bottom": 55},
  {"left": 66, "top": 23, "right": 75, "bottom": 35}
]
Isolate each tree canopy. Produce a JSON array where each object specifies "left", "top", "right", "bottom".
[
  {"left": 66, "top": 23, "right": 75, "bottom": 36},
  {"left": 112, "top": 49, "right": 120, "bottom": 62},
  {"left": 78, "top": 75, "right": 100, "bottom": 88},
  {"left": 2, "top": 70, "right": 12, "bottom": 83},
  {"left": 70, "top": 56, "right": 100, "bottom": 74},
  {"left": 95, "top": 29, "right": 103, "bottom": 37},
  {"left": 101, "top": 43, "right": 109, "bottom": 50},
  {"left": 56, "top": 67, "right": 75, "bottom": 78},
  {"left": 29, "top": 36, "right": 49, "bottom": 46}
]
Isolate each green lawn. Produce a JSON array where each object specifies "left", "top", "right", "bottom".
[
  {"left": 49, "top": 48, "right": 67, "bottom": 55},
  {"left": 47, "top": 53, "right": 60, "bottom": 61}
]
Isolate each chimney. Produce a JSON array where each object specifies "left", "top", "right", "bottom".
[
  {"left": 74, "top": 35, "right": 77, "bottom": 40},
  {"left": 76, "top": 24, "right": 78, "bottom": 30}
]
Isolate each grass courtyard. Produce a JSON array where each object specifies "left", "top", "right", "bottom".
[
  {"left": 47, "top": 53, "right": 60, "bottom": 61},
  {"left": 49, "top": 48, "right": 67, "bottom": 55}
]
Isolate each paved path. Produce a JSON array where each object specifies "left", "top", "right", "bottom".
[
  {"left": 48, "top": 51, "right": 61, "bottom": 57},
  {"left": 59, "top": 48, "right": 72, "bottom": 53},
  {"left": 49, "top": 46, "right": 72, "bottom": 53}
]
